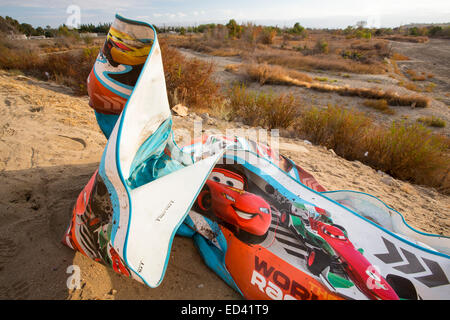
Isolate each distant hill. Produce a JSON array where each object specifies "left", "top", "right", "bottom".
[{"left": 401, "top": 22, "right": 450, "bottom": 29}]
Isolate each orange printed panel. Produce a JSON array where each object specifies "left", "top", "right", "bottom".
[
  {"left": 87, "top": 70, "right": 128, "bottom": 115},
  {"left": 222, "top": 227, "right": 343, "bottom": 300}
]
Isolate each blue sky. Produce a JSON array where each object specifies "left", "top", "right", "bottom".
[{"left": 1, "top": 0, "right": 449, "bottom": 28}]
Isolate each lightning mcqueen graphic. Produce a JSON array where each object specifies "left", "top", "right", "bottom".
[{"left": 195, "top": 168, "right": 272, "bottom": 237}]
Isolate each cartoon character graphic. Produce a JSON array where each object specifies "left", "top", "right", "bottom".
[
  {"left": 108, "top": 244, "right": 131, "bottom": 277},
  {"left": 282, "top": 202, "right": 399, "bottom": 300},
  {"left": 195, "top": 168, "right": 272, "bottom": 237},
  {"left": 63, "top": 171, "right": 132, "bottom": 278},
  {"left": 87, "top": 17, "right": 154, "bottom": 115}
]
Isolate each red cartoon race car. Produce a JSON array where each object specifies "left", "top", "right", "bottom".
[
  {"left": 281, "top": 203, "right": 399, "bottom": 300},
  {"left": 311, "top": 220, "right": 399, "bottom": 300},
  {"left": 196, "top": 168, "right": 272, "bottom": 237}
]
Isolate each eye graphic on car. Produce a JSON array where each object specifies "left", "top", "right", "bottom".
[
  {"left": 223, "top": 193, "right": 235, "bottom": 202},
  {"left": 208, "top": 170, "right": 245, "bottom": 190},
  {"left": 259, "top": 207, "right": 270, "bottom": 214}
]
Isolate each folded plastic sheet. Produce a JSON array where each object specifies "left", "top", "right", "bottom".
[{"left": 63, "top": 14, "right": 450, "bottom": 300}]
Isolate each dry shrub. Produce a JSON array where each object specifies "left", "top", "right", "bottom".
[
  {"left": 37, "top": 48, "right": 99, "bottom": 95},
  {"left": 0, "top": 37, "right": 98, "bottom": 95},
  {"left": 228, "top": 84, "right": 300, "bottom": 129},
  {"left": 296, "top": 106, "right": 372, "bottom": 158},
  {"left": 165, "top": 32, "right": 242, "bottom": 56},
  {"left": 412, "top": 75, "right": 426, "bottom": 81},
  {"left": 241, "top": 24, "right": 263, "bottom": 46},
  {"left": 209, "top": 48, "right": 240, "bottom": 57},
  {"left": 417, "top": 116, "right": 446, "bottom": 128},
  {"left": 425, "top": 82, "right": 436, "bottom": 92},
  {"left": 225, "top": 64, "right": 240, "bottom": 72},
  {"left": 227, "top": 84, "right": 261, "bottom": 124},
  {"left": 252, "top": 49, "right": 384, "bottom": 74},
  {"left": 330, "top": 86, "right": 430, "bottom": 108},
  {"left": 0, "top": 39, "right": 41, "bottom": 70},
  {"left": 314, "top": 39, "right": 329, "bottom": 54},
  {"left": 258, "top": 28, "right": 277, "bottom": 45},
  {"left": 382, "top": 35, "right": 429, "bottom": 43},
  {"left": 406, "top": 69, "right": 426, "bottom": 81},
  {"left": 363, "top": 99, "right": 395, "bottom": 114},
  {"left": 296, "top": 106, "right": 450, "bottom": 192},
  {"left": 391, "top": 59, "right": 402, "bottom": 76},
  {"left": 391, "top": 52, "right": 410, "bottom": 61},
  {"left": 243, "top": 63, "right": 312, "bottom": 85},
  {"left": 304, "top": 82, "right": 429, "bottom": 108},
  {"left": 240, "top": 59, "right": 430, "bottom": 108},
  {"left": 160, "top": 41, "right": 223, "bottom": 111},
  {"left": 399, "top": 81, "right": 421, "bottom": 92},
  {"left": 365, "top": 122, "right": 449, "bottom": 189},
  {"left": 1, "top": 34, "right": 222, "bottom": 105}
]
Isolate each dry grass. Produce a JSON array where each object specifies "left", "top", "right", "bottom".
[
  {"left": 164, "top": 33, "right": 243, "bottom": 57},
  {"left": 0, "top": 42, "right": 41, "bottom": 71},
  {"left": 225, "top": 92, "right": 448, "bottom": 192},
  {"left": 243, "top": 63, "right": 312, "bottom": 85},
  {"left": 160, "top": 41, "right": 223, "bottom": 111},
  {"left": 365, "top": 122, "right": 449, "bottom": 190},
  {"left": 295, "top": 106, "right": 449, "bottom": 192},
  {"left": 406, "top": 69, "right": 426, "bottom": 81},
  {"left": 237, "top": 58, "right": 431, "bottom": 108},
  {"left": 224, "top": 64, "right": 240, "bottom": 73},
  {"left": 0, "top": 39, "right": 98, "bottom": 95},
  {"left": 391, "top": 52, "right": 410, "bottom": 61},
  {"left": 227, "top": 84, "right": 300, "bottom": 129},
  {"left": 417, "top": 116, "right": 446, "bottom": 128},
  {"left": 391, "top": 60, "right": 403, "bottom": 77},
  {"left": 425, "top": 82, "right": 436, "bottom": 92},
  {"left": 307, "top": 83, "right": 429, "bottom": 108},
  {"left": 399, "top": 81, "right": 421, "bottom": 92},
  {"left": 165, "top": 32, "right": 400, "bottom": 77},
  {"left": 382, "top": 35, "right": 429, "bottom": 43},
  {"left": 251, "top": 49, "right": 385, "bottom": 74},
  {"left": 0, "top": 35, "right": 223, "bottom": 107},
  {"left": 209, "top": 48, "right": 241, "bottom": 57},
  {"left": 363, "top": 99, "right": 395, "bottom": 114},
  {"left": 296, "top": 106, "right": 372, "bottom": 159},
  {"left": 38, "top": 48, "right": 99, "bottom": 95}
]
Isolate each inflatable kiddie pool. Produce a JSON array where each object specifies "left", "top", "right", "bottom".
[{"left": 63, "top": 14, "right": 450, "bottom": 300}]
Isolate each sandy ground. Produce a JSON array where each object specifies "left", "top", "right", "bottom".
[
  {"left": 0, "top": 71, "right": 448, "bottom": 300},
  {"left": 0, "top": 72, "right": 239, "bottom": 300}
]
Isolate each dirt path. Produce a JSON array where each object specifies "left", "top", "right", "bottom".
[
  {"left": 390, "top": 39, "right": 450, "bottom": 106},
  {"left": 0, "top": 71, "right": 448, "bottom": 300},
  {"left": 178, "top": 47, "right": 450, "bottom": 136}
]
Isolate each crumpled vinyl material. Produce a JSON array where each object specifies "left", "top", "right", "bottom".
[{"left": 62, "top": 14, "right": 450, "bottom": 300}]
